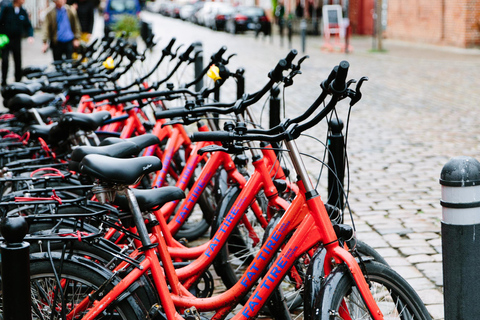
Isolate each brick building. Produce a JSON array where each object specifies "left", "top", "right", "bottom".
[{"left": 348, "top": 0, "right": 480, "bottom": 48}]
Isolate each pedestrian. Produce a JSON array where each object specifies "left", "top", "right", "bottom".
[
  {"left": 0, "top": 0, "right": 34, "bottom": 86},
  {"left": 70, "top": 0, "right": 96, "bottom": 42},
  {"left": 42, "top": 0, "right": 82, "bottom": 61}
]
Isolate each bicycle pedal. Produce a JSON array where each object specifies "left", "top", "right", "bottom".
[
  {"left": 184, "top": 307, "right": 202, "bottom": 320},
  {"left": 149, "top": 304, "right": 167, "bottom": 320}
]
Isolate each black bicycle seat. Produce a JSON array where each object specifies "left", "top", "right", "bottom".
[
  {"left": 58, "top": 111, "right": 111, "bottom": 132},
  {"left": 7, "top": 92, "right": 56, "bottom": 112},
  {"left": 26, "top": 124, "right": 55, "bottom": 140},
  {"left": 80, "top": 154, "right": 162, "bottom": 185},
  {"left": 1, "top": 81, "right": 43, "bottom": 100},
  {"left": 100, "top": 134, "right": 161, "bottom": 150},
  {"left": 113, "top": 186, "right": 185, "bottom": 212},
  {"left": 69, "top": 141, "right": 141, "bottom": 172}
]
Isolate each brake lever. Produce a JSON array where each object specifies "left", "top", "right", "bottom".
[
  {"left": 197, "top": 144, "right": 246, "bottom": 155},
  {"left": 172, "top": 44, "right": 184, "bottom": 59},
  {"left": 198, "top": 145, "right": 229, "bottom": 155},
  {"left": 294, "top": 55, "right": 309, "bottom": 71},
  {"left": 188, "top": 51, "right": 202, "bottom": 65},
  {"left": 349, "top": 76, "right": 368, "bottom": 106},
  {"left": 225, "top": 53, "right": 237, "bottom": 64}
]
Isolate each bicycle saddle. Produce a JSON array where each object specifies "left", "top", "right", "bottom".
[
  {"left": 80, "top": 154, "right": 162, "bottom": 185},
  {"left": 1, "top": 81, "right": 44, "bottom": 100},
  {"left": 58, "top": 111, "right": 111, "bottom": 132},
  {"left": 6, "top": 92, "right": 56, "bottom": 112},
  {"left": 113, "top": 186, "right": 185, "bottom": 212},
  {"left": 34, "top": 105, "right": 60, "bottom": 119},
  {"left": 26, "top": 123, "right": 55, "bottom": 140},
  {"left": 100, "top": 134, "right": 161, "bottom": 150},
  {"left": 69, "top": 141, "right": 140, "bottom": 172}
]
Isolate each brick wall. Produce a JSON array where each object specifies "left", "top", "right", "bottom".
[{"left": 385, "top": 0, "right": 480, "bottom": 47}]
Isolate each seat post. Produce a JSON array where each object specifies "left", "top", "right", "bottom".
[{"left": 120, "top": 186, "right": 153, "bottom": 247}]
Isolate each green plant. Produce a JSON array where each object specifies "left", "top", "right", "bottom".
[{"left": 112, "top": 15, "right": 140, "bottom": 38}]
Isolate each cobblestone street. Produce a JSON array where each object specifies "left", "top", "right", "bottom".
[{"left": 7, "top": 10, "right": 480, "bottom": 320}]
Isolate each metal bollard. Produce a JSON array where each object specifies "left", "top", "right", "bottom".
[
  {"left": 440, "top": 156, "right": 480, "bottom": 320},
  {"left": 193, "top": 42, "right": 203, "bottom": 92},
  {"left": 327, "top": 119, "right": 345, "bottom": 217},
  {"left": 1, "top": 214, "right": 31, "bottom": 320}
]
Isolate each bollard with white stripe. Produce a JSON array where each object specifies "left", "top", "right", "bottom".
[{"left": 440, "top": 156, "right": 480, "bottom": 320}]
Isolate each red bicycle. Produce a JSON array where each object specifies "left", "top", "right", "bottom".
[{"left": 24, "top": 60, "right": 431, "bottom": 320}]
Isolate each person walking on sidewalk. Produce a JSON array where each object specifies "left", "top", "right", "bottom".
[
  {"left": 70, "top": 0, "right": 96, "bottom": 42},
  {"left": 42, "top": 0, "right": 82, "bottom": 61},
  {"left": 0, "top": 0, "right": 34, "bottom": 86}
]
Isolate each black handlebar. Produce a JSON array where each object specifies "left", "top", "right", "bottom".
[{"left": 191, "top": 61, "right": 354, "bottom": 144}]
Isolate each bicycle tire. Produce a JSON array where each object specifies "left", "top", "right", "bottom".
[
  {"left": 27, "top": 253, "right": 147, "bottom": 320},
  {"left": 315, "top": 260, "right": 432, "bottom": 320}
]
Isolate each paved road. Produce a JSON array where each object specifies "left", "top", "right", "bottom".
[{"left": 8, "top": 10, "right": 480, "bottom": 320}]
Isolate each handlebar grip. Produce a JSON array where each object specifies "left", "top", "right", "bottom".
[
  {"left": 93, "top": 91, "right": 120, "bottom": 102},
  {"left": 331, "top": 60, "right": 349, "bottom": 93},
  {"left": 190, "top": 131, "right": 233, "bottom": 142},
  {"left": 179, "top": 44, "right": 195, "bottom": 61},
  {"left": 213, "top": 46, "right": 227, "bottom": 62},
  {"left": 285, "top": 49, "right": 298, "bottom": 67},
  {"left": 155, "top": 108, "right": 190, "bottom": 119},
  {"left": 81, "top": 88, "right": 106, "bottom": 97},
  {"left": 270, "top": 59, "right": 287, "bottom": 81}
]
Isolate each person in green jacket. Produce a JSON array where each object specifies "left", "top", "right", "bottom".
[{"left": 0, "top": 0, "right": 34, "bottom": 86}]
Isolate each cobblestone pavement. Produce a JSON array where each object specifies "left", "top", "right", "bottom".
[{"left": 8, "top": 11, "right": 480, "bottom": 320}]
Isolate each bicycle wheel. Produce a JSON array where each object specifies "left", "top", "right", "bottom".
[
  {"left": 317, "top": 260, "right": 432, "bottom": 320},
  {"left": 28, "top": 253, "right": 147, "bottom": 320}
]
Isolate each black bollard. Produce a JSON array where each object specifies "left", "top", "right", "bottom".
[
  {"left": 1, "top": 214, "right": 31, "bottom": 320},
  {"left": 327, "top": 119, "right": 345, "bottom": 217},
  {"left": 440, "top": 156, "right": 480, "bottom": 320},
  {"left": 193, "top": 42, "right": 204, "bottom": 93}
]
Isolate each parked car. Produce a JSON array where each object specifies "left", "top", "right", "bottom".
[
  {"left": 169, "top": 2, "right": 182, "bottom": 18},
  {"left": 104, "top": 0, "right": 142, "bottom": 34},
  {"left": 211, "top": 3, "right": 234, "bottom": 31},
  {"left": 146, "top": 1, "right": 162, "bottom": 13},
  {"left": 225, "top": 6, "right": 271, "bottom": 35},
  {"left": 195, "top": 1, "right": 224, "bottom": 26},
  {"left": 179, "top": 3, "right": 195, "bottom": 20}
]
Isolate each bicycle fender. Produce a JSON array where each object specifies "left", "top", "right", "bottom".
[
  {"left": 29, "top": 252, "right": 157, "bottom": 305},
  {"left": 303, "top": 246, "right": 328, "bottom": 320},
  {"left": 311, "top": 263, "right": 350, "bottom": 320}
]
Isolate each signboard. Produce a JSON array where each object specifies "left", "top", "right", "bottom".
[{"left": 322, "top": 4, "right": 344, "bottom": 38}]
